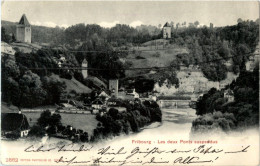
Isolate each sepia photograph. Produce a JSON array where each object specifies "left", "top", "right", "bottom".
[{"left": 1, "top": 1, "right": 259, "bottom": 165}]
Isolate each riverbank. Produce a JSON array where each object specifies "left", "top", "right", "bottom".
[{"left": 1, "top": 108, "right": 259, "bottom": 166}]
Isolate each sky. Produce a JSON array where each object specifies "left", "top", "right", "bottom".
[{"left": 1, "top": 1, "right": 259, "bottom": 28}]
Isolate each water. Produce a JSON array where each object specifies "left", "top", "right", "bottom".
[
  {"left": 1, "top": 108, "right": 259, "bottom": 165},
  {"left": 97, "top": 108, "right": 197, "bottom": 147}
]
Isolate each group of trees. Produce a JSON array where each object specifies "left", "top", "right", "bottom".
[
  {"left": 192, "top": 66, "right": 259, "bottom": 133},
  {"left": 170, "top": 19, "right": 259, "bottom": 81},
  {"left": 91, "top": 99, "right": 162, "bottom": 142},
  {"left": 2, "top": 20, "right": 162, "bottom": 47},
  {"left": 29, "top": 110, "right": 89, "bottom": 142},
  {"left": 1, "top": 27, "right": 15, "bottom": 43},
  {"left": 2, "top": 49, "right": 67, "bottom": 108},
  {"left": 2, "top": 44, "right": 127, "bottom": 108}
]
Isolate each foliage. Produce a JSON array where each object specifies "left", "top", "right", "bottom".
[
  {"left": 2, "top": 21, "right": 65, "bottom": 45},
  {"left": 1, "top": 27, "right": 15, "bottom": 43},
  {"left": 75, "top": 40, "right": 125, "bottom": 80},
  {"left": 91, "top": 100, "right": 162, "bottom": 142},
  {"left": 133, "top": 78, "right": 155, "bottom": 93},
  {"left": 194, "top": 66, "right": 259, "bottom": 132},
  {"left": 171, "top": 19, "right": 259, "bottom": 81},
  {"left": 41, "top": 76, "right": 66, "bottom": 104},
  {"left": 19, "top": 71, "right": 47, "bottom": 108},
  {"left": 37, "top": 110, "right": 62, "bottom": 134},
  {"left": 28, "top": 125, "right": 46, "bottom": 137},
  {"left": 192, "top": 111, "right": 236, "bottom": 133}
]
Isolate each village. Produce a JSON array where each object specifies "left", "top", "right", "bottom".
[{"left": 1, "top": 13, "right": 259, "bottom": 141}]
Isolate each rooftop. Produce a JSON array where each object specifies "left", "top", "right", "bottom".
[
  {"left": 163, "top": 22, "right": 171, "bottom": 27},
  {"left": 18, "top": 14, "right": 30, "bottom": 26},
  {"left": 1, "top": 113, "right": 30, "bottom": 131}
]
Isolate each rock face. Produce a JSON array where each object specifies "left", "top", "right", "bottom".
[{"left": 154, "top": 71, "right": 238, "bottom": 96}]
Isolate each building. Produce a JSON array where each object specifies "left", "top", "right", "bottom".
[
  {"left": 163, "top": 22, "right": 171, "bottom": 39},
  {"left": 210, "top": 23, "right": 214, "bottom": 29},
  {"left": 1, "top": 113, "right": 30, "bottom": 138},
  {"left": 82, "top": 58, "right": 88, "bottom": 79},
  {"left": 16, "top": 14, "right": 31, "bottom": 43},
  {"left": 98, "top": 90, "right": 110, "bottom": 101},
  {"left": 126, "top": 88, "right": 139, "bottom": 99},
  {"left": 224, "top": 89, "right": 234, "bottom": 102},
  {"left": 91, "top": 99, "right": 104, "bottom": 110},
  {"left": 109, "top": 79, "right": 119, "bottom": 98},
  {"left": 246, "top": 44, "right": 260, "bottom": 71}
]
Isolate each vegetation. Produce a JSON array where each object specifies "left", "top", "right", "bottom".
[
  {"left": 171, "top": 19, "right": 259, "bottom": 81},
  {"left": 29, "top": 110, "right": 89, "bottom": 142},
  {"left": 192, "top": 66, "right": 259, "bottom": 132},
  {"left": 1, "top": 50, "right": 67, "bottom": 108},
  {"left": 1, "top": 18, "right": 259, "bottom": 107},
  {"left": 90, "top": 100, "right": 162, "bottom": 142}
]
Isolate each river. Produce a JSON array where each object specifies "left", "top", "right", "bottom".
[
  {"left": 1, "top": 108, "right": 259, "bottom": 165},
  {"left": 94, "top": 108, "right": 197, "bottom": 147}
]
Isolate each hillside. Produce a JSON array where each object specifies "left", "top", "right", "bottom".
[
  {"left": 153, "top": 71, "right": 238, "bottom": 96},
  {"left": 125, "top": 41, "right": 188, "bottom": 77},
  {"left": 1, "top": 102, "right": 19, "bottom": 113},
  {"left": 2, "top": 20, "right": 64, "bottom": 44},
  {"left": 50, "top": 74, "right": 92, "bottom": 94}
]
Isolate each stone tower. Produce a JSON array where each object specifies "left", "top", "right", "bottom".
[
  {"left": 163, "top": 22, "right": 171, "bottom": 39},
  {"left": 109, "top": 79, "right": 118, "bottom": 98},
  {"left": 16, "top": 14, "right": 31, "bottom": 43},
  {"left": 82, "top": 58, "right": 88, "bottom": 79}
]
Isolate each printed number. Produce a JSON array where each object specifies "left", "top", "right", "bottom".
[{"left": 6, "top": 158, "right": 18, "bottom": 162}]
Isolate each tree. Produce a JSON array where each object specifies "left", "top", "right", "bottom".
[
  {"left": 41, "top": 76, "right": 66, "bottom": 105},
  {"left": 194, "top": 21, "right": 200, "bottom": 27},
  {"left": 158, "top": 24, "right": 162, "bottom": 29},
  {"left": 19, "top": 70, "right": 47, "bottom": 108},
  {"left": 176, "top": 23, "right": 180, "bottom": 29},
  {"left": 28, "top": 125, "right": 46, "bottom": 137},
  {"left": 256, "top": 18, "right": 259, "bottom": 25},
  {"left": 37, "top": 110, "right": 52, "bottom": 127},
  {"left": 170, "top": 21, "right": 174, "bottom": 29},
  {"left": 37, "top": 110, "right": 62, "bottom": 134},
  {"left": 1, "top": 27, "right": 11, "bottom": 43},
  {"left": 237, "top": 18, "right": 243, "bottom": 23}
]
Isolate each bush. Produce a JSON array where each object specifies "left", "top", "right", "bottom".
[
  {"left": 192, "top": 111, "right": 236, "bottom": 133},
  {"left": 152, "top": 52, "right": 160, "bottom": 57},
  {"left": 92, "top": 100, "right": 162, "bottom": 142},
  {"left": 135, "top": 55, "right": 145, "bottom": 59},
  {"left": 28, "top": 125, "right": 46, "bottom": 137}
]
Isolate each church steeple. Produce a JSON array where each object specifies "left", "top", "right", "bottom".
[
  {"left": 18, "top": 14, "right": 31, "bottom": 26},
  {"left": 16, "top": 14, "right": 31, "bottom": 43}
]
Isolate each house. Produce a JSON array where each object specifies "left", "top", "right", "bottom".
[
  {"left": 91, "top": 99, "right": 104, "bottom": 110},
  {"left": 219, "top": 82, "right": 226, "bottom": 89},
  {"left": 224, "top": 89, "right": 234, "bottom": 102},
  {"left": 126, "top": 88, "right": 139, "bottom": 98},
  {"left": 163, "top": 22, "right": 171, "bottom": 39},
  {"left": 106, "top": 98, "right": 127, "bottom": 113},
  {"left": 59, "top": 54, "right": 66, "bottom": 63},
  {"left": 149, "top": 94, "right": 157, "bottom": 101},
  {"left": 98, "top": 90, "right": 110, "bottom": 101},
  {"left": 16, "top": 14, "right": 31, "bottom": 43},
  {"left": 1, "top": 113, "right": 30, "bottom": 138}
]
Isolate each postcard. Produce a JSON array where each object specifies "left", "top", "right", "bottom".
[{"left": 1, "top": 1, "right": 259, "bottom": 165}]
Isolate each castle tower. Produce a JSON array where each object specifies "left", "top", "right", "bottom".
[
  {"left": 16, "top": 14, "right": 31, "bottom": 43},
  {"left": 82, "top": 58, "right": 88, "bottom": 79},
  {"left": 210, "top": 23, "right": 214, "bottom": 29},
  {"left": 109, "top": 79, "right": 118, "bottom": 98},
  {"left": 163, "top": 22, "right": 171, "bottom": 39}
]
